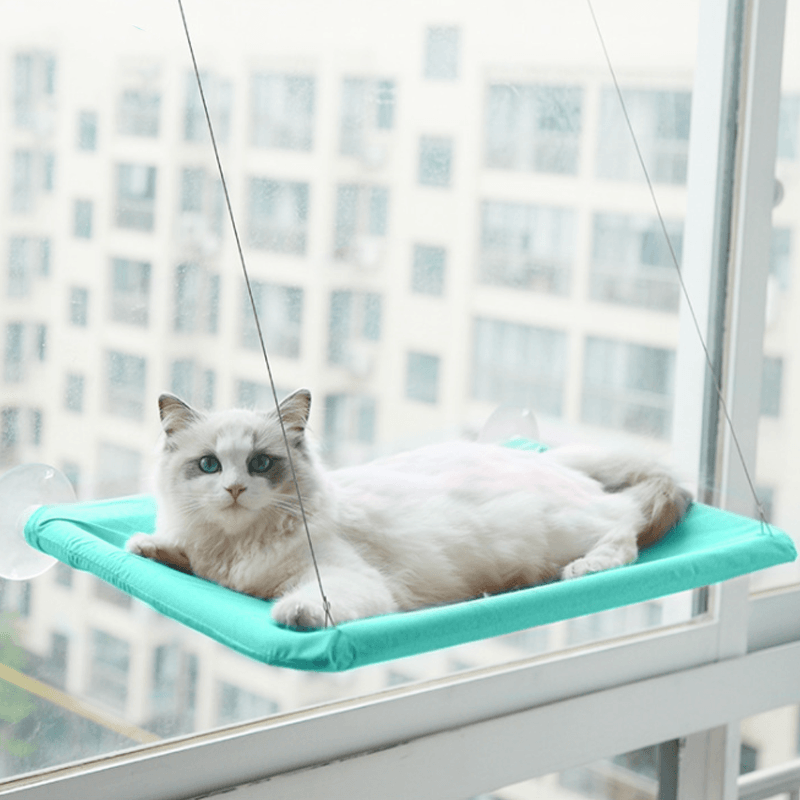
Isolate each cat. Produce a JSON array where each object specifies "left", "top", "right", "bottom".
[{"left": 125, "top": 389, "right": 692, "bottom": 629}]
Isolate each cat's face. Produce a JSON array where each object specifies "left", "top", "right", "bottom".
[{"left": 157, "top": 390, "right": 314, "bottom": 530}]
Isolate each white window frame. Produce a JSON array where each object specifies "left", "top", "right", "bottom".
[{"left": 1, "top": 1, "right": 796, "bottom": 799}]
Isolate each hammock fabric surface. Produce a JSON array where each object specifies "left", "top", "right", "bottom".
[{"left": 23, "top": 444, "right": 797, "bottom": 672}]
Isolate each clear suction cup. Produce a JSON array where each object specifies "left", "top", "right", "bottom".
[
  {"left": 0, "top": 463, "right": 76, "bottom": 580},
  {"left": 478, "top": 405, "right": 540, "bottom": 444}
]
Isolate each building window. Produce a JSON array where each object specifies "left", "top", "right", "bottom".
[
  {"left": 29, "top": 409, "right": 43, "bottom": 446},
  {"left": 11, "top": 150, "right": 33, "bottom": 213},
  {"left": 237, "top": 380, "right": 283, "bottom": 410},
  {"left": 97, "top": 442, "right": 142, "bottom": 498},
  {"left": 597, "top": 88, "right": 691, "bottom": 184},
  {"left": 65, "top": 373, "right": 85, "bottom": 413},
  {"left": 35, "top": 324, "right": 46, "bottom": 361},
  {"left": 761, "top": 357, "right": 783, "bottom": 417},
  {"left": 485, "top": 84, "right": 582, "bottom": 174},
  {"left": 769, "top": 227, "right": 792, "bottom": 291},
  {"left": 14, "top": 51, "right": 56, "bottom": 129},
  {"left": 479, "top": 201, "right": 575, "bottom": 294},
  {"left": 106, "top": 350, "right": 146, "bottom": 420},
  {"left": 424, "top": 26, "right": 459, "bottom": 80},
  {"left": 88, "top": 630, "right": 130, "bottom": 711},
  {"left": 4, "top": 323, "right": 24, "bottom": 383},
  {"left": 184, "top": 71, "right": 232, "bottom": 143},
  {"left": 472, "top": 318, "right": 567, "bottom": 416},
  {"left": 115, "top": 163, "right": 157, "bottom": 231},
  {"left": 179, "top": 167, "right": 224, "bottom": 244},
  {"left": 407, "top": 352, "right": 440, "bottom": 404},
  {"left": 174, "top": 263, "right": 220, "bottom": 334},
  {"left": 61, "top": 461, "right": 80, "bottom": 497},
  {"left": 328, "top": 291, "right": 381, "bottom": 373},
  {"left": 42, "top": 152, "right": 55, "bottom": 192},
  {"left": 74, "top": 199, "right": 93, "bottom": 238},
  {"left": 334, "top": 184, "right": 389, "bottom": 264},
  {"left": 118, "top": 89, "right": 160, "bottom": 137},
  {"left": 70, "top": 287, "right": 89, "bottom": 326},
  {"left": 340, "top": 78, "right": 395, "bottom": 157},
  {"left": 1, "top": 408, "right": 20, "bottom": 456},
  {"left": 582, "top": 337, "right": 675, "bottom": 439},
  {"left": 111, "top": 258, "right": 151, "bottom": 326},
  {"left": 777, "top": 94, "right": 800, "bottom": 160},
  {"left": 77, "top": 110, "right": 98, "bottom": 150},
  {"left": 8, "top": 237, "right": 49, "bottom": 297},
  {"left": 324, "top": 394, "right": 377, "bottom": 448},
  {"left": 411, "top": 244, "right": 446, "bottom": 296},
  {"left": 251, "top": 73, "right": 314, "bottom": 151},
  {"left": 217, "top": 681, "right": 278, "bottom": 726},
  {"left": 590, "top": 213, "right": 683, "bottom": 311},
  {"left": 418, "top": 136, "right": 453, "bottom": 187},
  {"left": 170, "top": 360, "right": 214, "bottom": 409},
  {"left": 248, "top": 178, "right": 309, "bottom": 254},
  {"left": 242, "top": 283, "right": 303, "bottom": 359},
  {"left": 54, "top": 562, "right": 73, "bottom": 588}
]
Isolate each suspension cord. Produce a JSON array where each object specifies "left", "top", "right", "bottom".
[
  {"left": 176, "top": 0, "right": 334, "bottom": 627},
  {"left": 585, "top": 0, "right": 769, "bottom": 527}
]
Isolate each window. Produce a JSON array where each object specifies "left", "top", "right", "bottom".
[
  {"left": 170, "top": 360, "right": 215, "bottom": 409},
  {"left": 424, "top": 26, "right": 460, "bottom": 80},
  {"left": 110, "top": 258, "right": 151, "bottom": 326},
  {"left": 30, "top": 408, "right": 43, "bottom": 445},
  {"left": 1, "top": 407, "right": 20, "bottom": 456},
  {"left": 65, "top": 373, "right": 84, "bottom": 412},
  {"left": 77, "top": 110, "right": 98, "bottom": 150},
  {"left": 251, "top": 73, "right": 314, "bottom": 151},
  {"left": 74, "top": 199, "right": 93, "bottom": 238},
  {"left": 472, "top": 317, "right": 567, "bottom": 415},
  {"left": 479, "top": 201, "right": 576, "bottom": 294},
  {"left": 217, "top": 682, "right": 278, "bottom": 726},
  {"left": 581, "top": 337, "right": 675, "bottom": 439},
  {"left": 118, "top": 88, "right": 160, "bottom": 137},
  {"left": 88, "top": 630, "right": 130, "bottom": 711},
  {"left": 151, "top": 645, "right": 198, "bottom": 736},
  {"left": 8, "top": 236, "right": 50, "bottom": 297},
  {"left": 174, "top": 263, "right": 220, "bottom": 334},
  {"left": 334, "top": 184, "right": 389, "bottom": 263},
  {"left": 11, "top": 149, "right": 33, "bottom": 212},
  {"left": 178, "top": 167, "right": 223, "bottom": 241},
  {"left": 597, "top": 88, "right": 692, "bottom": 184},
  {"left": 485, "top": 84, "right": 582, "bottom": 174},
  {"left": 248, "top": 178, "right": 309, "bottom": 253},
  {"left": 35, "top": 323, "right": 47, "bottom": 361},
  {"left": 242, "top": 282, "right": 303, "bottom": 358},
  {"left": 106, "top": 350, "right": 146, "bottom": 419},
  {"left": 590, "top": 213, "right": 683, "bottom": 311},
  {"left": 184, "top": 71, "right": 232, "bottom": 143},
  {"left": 406, "top": 352, "right": 440, "bottom": 403},
  {"left": 115, "top": 163, "right": 157, "bottom": 230},
  {"left": 69, "top": 287, "right": 89, "bottom": 326},
  {"left": 14, "top": 51, "right": 56, "bottom": 129},
  {"left": 777, "top": 94, "right": 800, "bottom": 159},
  {"left": 411, "top": 244, "right": 446, "bottom": 295},
  {"left": 237, "top": 380, "right": 281, "bottom": 410},
  {"left": 418, "top": 136, "right": 453, "bottom": 186},
  {"left": 324, "top": 393, "right": 377, "bottom": 449},
  {"left": 340, "top": 78, "right": 395, "bottom": 157},
  {"left": 4, "top": 322, "right": 25, "bottom": 383},
  {"left": 761, "top": 357, "right": 783, "bottom": 417},
  {"left": 328, "top": 290, "right": 382, "bottom": 372}
]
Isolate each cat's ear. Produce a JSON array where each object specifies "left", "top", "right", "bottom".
[
  {"left": 159, "top": 393, "right": 200, "bottom": 436},
  {"left": 277, "top": 389, "right": 311, "bottom": 437}
]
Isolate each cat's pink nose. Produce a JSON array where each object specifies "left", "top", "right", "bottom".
[{"left": 226, "top": 484, "right": 247, "bottom": 499}]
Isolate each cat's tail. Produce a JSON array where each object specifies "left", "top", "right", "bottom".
[{"left": 549, "top": 446, "right": 693, "bottom": 549}]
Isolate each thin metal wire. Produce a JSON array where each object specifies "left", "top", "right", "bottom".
[
  {"left": 176, "top": 0, "right": 334, "bottom": 627},
  {"left": 585, "top": 0, "right": 769, "bottom": 528}
]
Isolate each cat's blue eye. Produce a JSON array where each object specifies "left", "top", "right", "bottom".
[
  {"left": 248, "top": 454, "right": 271, "bottom": 474},
  {"left": 199, "top": 455, "right": 221, "bottom": 474}
]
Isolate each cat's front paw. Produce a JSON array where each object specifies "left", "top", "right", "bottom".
[
  {"left": 125, "top": 534, "right": 193, "bottom": 573},
  {"left": 561, "top": 555, "right": 626, "bottom": 580},
  {"left": 125, "top": 533, "right": 158, "bottom": 559},
  {"left": 271, "top": 595, "right": 332, "bottom": 629}
]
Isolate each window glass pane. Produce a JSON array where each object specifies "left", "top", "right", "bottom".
[{"left": 0, "top": 0, "right": 715, "bottom": 779}]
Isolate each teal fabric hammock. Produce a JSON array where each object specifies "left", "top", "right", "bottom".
[{"left": 22, "top": 440, "right": 797, "bottom": 672}]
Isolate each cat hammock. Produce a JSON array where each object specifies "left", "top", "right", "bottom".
[{"left": 20, "top": 439, "right": 797, "bottom": 672}]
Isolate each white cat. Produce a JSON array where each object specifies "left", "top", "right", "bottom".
[{"left": 125, "top": 389, "right": 692, "bottom": 629}]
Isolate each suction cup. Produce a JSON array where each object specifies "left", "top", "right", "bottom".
[
  {"left": 0, "top": 463, "right": 76, "bottom": 580},
  {"left": 478, "top": 405, "right": 540, "bottom": 444}
]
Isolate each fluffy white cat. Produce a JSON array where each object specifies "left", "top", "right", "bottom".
[{"left": 125, "top": 389, "right": 692, "bottom": 629}]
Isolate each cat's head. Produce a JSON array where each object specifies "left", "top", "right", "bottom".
[{"left": 155, "top": 389, "right": 318, "bottom": 531}]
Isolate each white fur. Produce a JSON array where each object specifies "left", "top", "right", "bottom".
[{"left": 126, "top": 390, "right": 692, "bottom": 628}]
